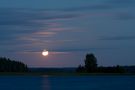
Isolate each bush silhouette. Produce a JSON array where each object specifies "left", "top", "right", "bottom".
[{"left": 76, "top": 65, "right": 85, "bottom": 72}]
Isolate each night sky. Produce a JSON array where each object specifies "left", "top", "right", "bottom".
[{"left": 0, "top": 0, "right": 135, "bottom": 67}]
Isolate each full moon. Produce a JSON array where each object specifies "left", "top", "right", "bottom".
[{"left": 42, "top": 50, "right": 49, "bottom": 56}]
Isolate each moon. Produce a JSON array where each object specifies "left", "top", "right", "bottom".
[{"left": 42, "top": 50, "right": 49, "bottom": 56}]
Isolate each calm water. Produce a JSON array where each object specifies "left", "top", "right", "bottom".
[{"left": 0, "top": 75, "right": 135, "bottom": 90}]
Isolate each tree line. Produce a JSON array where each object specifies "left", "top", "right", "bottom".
[
  {"left": 0, "top": 54, "right": 134, "bottom": 73},
  {"left": 76, "top": 53, "right": 126, "bottom": 73},
  {"left": 0, "top": 57, "right": 28, "bottom": 72}
]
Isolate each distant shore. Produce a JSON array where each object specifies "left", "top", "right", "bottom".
[{"left": 0, "top": 72, "right": 135, "bottom": 76}]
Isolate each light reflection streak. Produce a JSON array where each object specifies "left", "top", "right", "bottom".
[{"left": 42, "top": 76, "right": 51, "bottom": 90}]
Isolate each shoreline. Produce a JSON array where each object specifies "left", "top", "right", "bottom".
[{"left": 0, "top": 72, "right": 135, "bottom": 76}]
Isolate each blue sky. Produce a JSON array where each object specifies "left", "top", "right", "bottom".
[{"left": 0, "top": 0, "right": 135, "bottom": 67}]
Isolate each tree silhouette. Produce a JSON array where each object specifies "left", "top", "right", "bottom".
[
  {"left": 0, "top": 57, "right": 28, "bottom": 72},
  {"left": 76, "top": 53, "right": 128, "bottom": 73},
  {"left": 97, "top": 65, "right": 126, "bottom": 73},
  {"left": 76, "top": 65, "right": 85, "bottom": 72},
  {"left": 85, "top": 53, "right": 97, "bottom": 73}
]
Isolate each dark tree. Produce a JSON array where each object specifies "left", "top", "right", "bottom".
[
  {"left": 97, "top": 65, "right": 126, "bottom": 73},
  {"left": 85, "top": 53, "right": 97, "bottom": 73},
  {"left": 76, "top": 53, "right": 130, "bottom": 73},
  {"left": 0, "top": 57, "right": 28, "bottom": 72},
  {"left": 115, "top": 65, "right": 126, "bottom": 73},
  {"left": 76, "top": 65, "right": 85, "bottom": 73}
]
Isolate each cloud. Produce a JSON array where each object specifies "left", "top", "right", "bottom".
[
  {"left": 59, "top": 0, "right": 135, "bottom": 12},
  {"left": 46, "top": 47, "right": 115, "bottom": 53},
  {"left": 41, "top": 14, "right": 81, "bottom": 20},
  {"left": 100, "top": 35, "right": 135, "bottom": 41},
  {"left": 114, "top": 12, "right": 135, "bottom": 20},
  {"left": 107, "top": 0, "right": 134, "bottom": 4},
  {"left": 34, "top": 31, "right": 56, "bottom": 36},
  {"left": 0, "top": 8, "right": 81, "bottom": 26},
  {"left": 62, "top": 4, "right": 112, "bottom": 11},
  {"left": 104, "top": 0, "right": 135, "bottom": 8},
  {"left": 7, "top": 47, "right": 114, "bottom": 55},
  {"left": 0, "top": 8, "right": 81, "bottom": 44},
  {"left": 18, "top": 51, "right": 70, "bottom": 55},
  {"left": 0, "top": 8, "right": 82, "bottom": 49}
]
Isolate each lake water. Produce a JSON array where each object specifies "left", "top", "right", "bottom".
[{"left": 0, "top": 75, "right": 135, "bottom": 90}]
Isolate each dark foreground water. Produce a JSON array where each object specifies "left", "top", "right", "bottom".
[{"left": 0, "top": 75, "right": 135, "bottom": 90}]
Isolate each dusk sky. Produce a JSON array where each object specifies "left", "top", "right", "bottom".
[{"left": 0, "top": 0, "right": 135, "bottom": 67}]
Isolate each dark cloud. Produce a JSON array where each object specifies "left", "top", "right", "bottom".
[
  {"left": 100, "top": 35, "right": 135, "bottom": 41},
  {"left": 105, "top": 0, "right": 135, "bottom": 9},
  {"left": 45, "top": 47, "right": 115, "bottom": 53},
  {"left": 0, "top": 8, "right": 80, "bottom": 26},
  {"left": 59, "top": 0, "right": 135, "bottom": 12},
  {"left": 0, "top": 8, "right": 84, "bottom": 53},
  {"left": 107, "top": 0, "right": 134, "bottom": 4},
  {"left": 0, "top": 8, "right": 81, "bottom": 43},
  {"left": 40, "top": 14, "right": 80, "bottom": 20},
  {"left": 0, "top": 9, "right": 41, "bottom": 26},
  {"left": 3, "top": 47, "right": 114, "bottom": 53},
  {"left": 114, "top": 12, "right": 135, "bottom": 20},
  {"left": 62, "top": 4, "right": 113, "bottom": 11}
]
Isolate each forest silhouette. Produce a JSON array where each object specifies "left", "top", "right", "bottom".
[
  {"left": 0, "top": 54, "right": 135, "bottom": 73},
  {"left": 0, "top": 57, "right": 28, "bottom": 72}
]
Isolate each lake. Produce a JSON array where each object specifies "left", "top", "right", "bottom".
[{"left": 0, "top": 75, "right": 135, "bottom": 90}]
